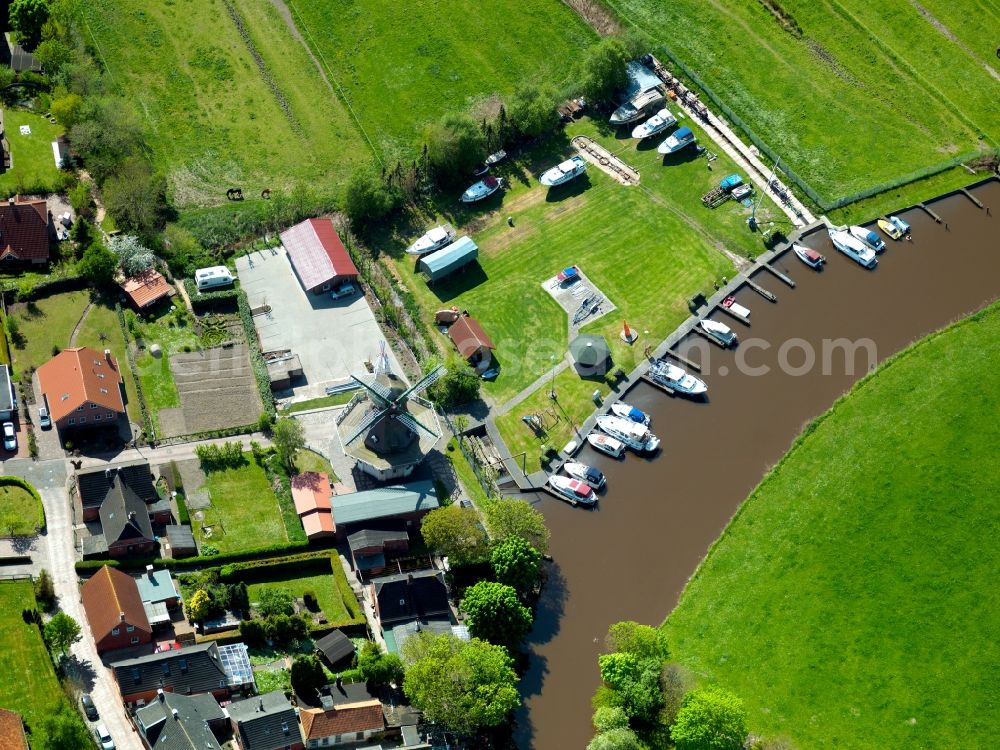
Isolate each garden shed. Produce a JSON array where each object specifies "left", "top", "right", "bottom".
[
  {"left": 418, "top": 237, "right": 478, "bottom": 282},
  {"left": 569, "top": 333, "right": 612, "bottom": 377}
]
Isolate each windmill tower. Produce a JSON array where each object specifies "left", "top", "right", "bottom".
[{"left": 337, "top": 365, "right": 446, "bottom": 481}]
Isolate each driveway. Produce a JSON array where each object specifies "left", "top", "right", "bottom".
[{"left": 236, "top": 246, "right": 401, "bottom": 401}]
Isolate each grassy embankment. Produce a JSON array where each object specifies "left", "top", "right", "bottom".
[{"left": 663, "top": 301, "right": 1000, "bottom": 748}]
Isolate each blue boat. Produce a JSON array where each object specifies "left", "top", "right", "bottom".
[
  {"left": 657, "top": 126, "right": 696, "bottom": 155},
  {"left": 849, "top": 225, "right": 886, "bottom": 253},
  {"left": 890, "top": 215, "right": 911, "bottom": 234},
  {"left": 610, "top": 401, "right": 650, "bottom": 426}
]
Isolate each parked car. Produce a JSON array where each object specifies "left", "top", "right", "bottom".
[
  {"left": 2, "top": 422, "right": 15, "bottom": 452},
  {"left": 81, "top": 693, "right": 98, "bottom": 720},
  {"left": 38, "top": 406, "right": 51, "bottom": 430},
  {"left": 329, "top": 282, "right": 357, "bottom": 301},
  {"left": 95, "top": 724, "right": 115, "bottom": 750}
]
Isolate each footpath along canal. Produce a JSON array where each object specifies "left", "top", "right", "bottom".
[{"left": 515, "top": 179, "right": 1000, "bottom": 749}]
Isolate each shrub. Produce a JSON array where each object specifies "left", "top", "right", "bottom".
[
  {"left": 291, "top": 654, "right": 326, "bottom": 697},
  {"left": 239, "top": 618, "right": 267, "bottom": 647},
  {"left": 424, "top": 113, "right": 486, "bottom": 187},
  {"left": 426, "top": 356, "right": 481, "bottom": 407},
  {"left": 508, "top": 83, "right": 561, "bottom": 139},
  {"left": 257, "top": 588, "right": 294, "bottom": 618},
  {"left": 671, "top": 686, "right": 748, "bottom": 750},
  {"left": 344, "top": 164, "right": 402, "bottom": 231},
  {"left": 578, "top": 37, "right": 630, "bottom": 107}
]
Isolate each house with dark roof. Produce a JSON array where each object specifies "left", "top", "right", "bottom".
[
  {"left": 111, "top": 642, "right": 254, "bottom": 706},
  {"left": 330, "top": 481, "right": 439, "bottom": 540},
  {"left": 347, "top": 527, "right": 409, "bottom": 577},
  {"left": 369, "top": 570, "right": 451, "bottom": 634},
  {"left": 99, "top": 482, "right": 158, "bottom": 558},
  {"left": 37, "top": 346, "right": 126, "bottom": 435},
  {"left": 81, "top": 565, "right": 152, "bottom": 653},
  {"left": 0, "top": 708, "right": 28, "bottom": 750},
  {"left": 299, "top": 698, "right": 384, "bottom": 748},
  {"left": 135, "top": 690, "right": 227, "bottom": 750},
  {"left": 313, "top": 629, "right": 355, "bottom": 668},
  {"left": 228, "top": 692, "right": 302, "bottom": 750},
  {"left": 280, "top": 218, "right": 358, "bottom": 295},
  {"left": 77, "top": 462, "right": 158, "bottom": 522},
  {"left": 121, "top": 270, "right": 173, "bottom": 310},
  {"left": 0, "top": 196, "right": 50, "bottom": 266}
]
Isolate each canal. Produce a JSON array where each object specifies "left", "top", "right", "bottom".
[{"left": 516, "top": 179, "right": 1000, "bottom": 748}]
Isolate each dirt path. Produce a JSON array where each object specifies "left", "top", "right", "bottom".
[
  {"left": 907, "top": 0, "right": 1000, "bottom": 82},
  {"left": 68, "top": 302, "right": 94, "bottom": 347}
]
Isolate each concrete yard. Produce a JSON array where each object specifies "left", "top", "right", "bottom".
[{"left": 236, "top": 246, "right": 402, "bottom": 401}]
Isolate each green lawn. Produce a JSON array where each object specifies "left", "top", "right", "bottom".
[
  {"left": 606, "top": 0, "right": 999, "bottom": 200},
  {"left": 9, "top": 290, "right": 91, "bottom": 373},
  {"left": 0, "top": 109, "right": 65, "bottom": 197},
  {"left": 0, "top": 582, "right": 71, "bottom": 731},
  {"left": 76, "top": 301, "right": 144, "bottom": 427},
  {"left": 0, "top": 482, "right": 42, "bottom": 536},
  {"left": 80, "top": 0, "right": 368, "bottom": 208},
  {"left": 663, "top": 301, "right": 1000, "bottom": 748},
  {"left": 280, "top": 390, "right": 355, "bottom": 415},
  {"left": 286, "top": 0, "right": 596, "bottom": 155},
  {"left": 292, "top": 448, "right": 337, "bottom": 480},
  {"left": 247, "top": 566, "right": 352, "bottom": 625},
  {"left": 195, "top": 455, "right": 288, "bottom": 553}
]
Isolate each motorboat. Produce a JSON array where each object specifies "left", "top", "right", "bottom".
[
  {"left": 828, "top": 228, "right": 877, "bottom": 269},
  {"left": 547, "top": 475, "right": 597, "bottom": 506},
  {"left": 631, "top": 108, "right": 676, "bottom": 140},
  {"left": 849, "top": 225, "right": 886, "bottom": 253},
  {"left": 793, "top": 243, "right": 825, "bottom": 268},
  {"left": 587, "top": 432, "right": 625, "bottom": 458},
  {"left": 485, "top": 149, "right": 507, "bottom": 166},
  {"left": 563, "top": 462, "right": 606, "bottom": 490},
  {"left": 647, "top": 360, "right": 707, "bottom": 396},
  {"left": 610, "top": 402, "right": 650, "bottom": 426},
  {"left": 721, "top": 295, "right": 751, "bottom": 321},
  {"left": 596, "top": 415, "right": 660, "bottom": 453},
  {"left": 406, "top": 225, "right": 454, "bottom": 256},
  {"left": 889, "top": 215, "right": 911, "bottom": 235},
  {"left": 877, "top": 218, "right": 903, "bottom": 240},
  {"left": 609, "top": 87, "right": 666, "bottom": 126},
  {"left": 540, "top": 156, "right": 587, "bottom": 187},
  {"left": 657, "top": 126, "right": 696, "bottom": 154},
  {"left": 460, "top": 176, "right": 503, "bottom": 203},
  {"left": 698, "top": 319, "right": 738, "bottom": 348}
]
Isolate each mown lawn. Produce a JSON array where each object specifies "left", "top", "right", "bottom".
[
  {"left": 0, "top": 482, "right": 42, "bottom": 536},
  {"left": 280, "top": 390, "right": 355, "bottom": 415},
  {"left": 605, "top": 0, "right": 999, "bottom": 200},
  {"left": 0, "top": 109, "right": 65, "bottom": 197},
  {"left": 8, "top": 290, "right": 91, "bottom": 373},
  {"left": 292, "top": 448, "right": 336, "bottom": 479},
  {"left": 195, "top": 455, "right": 288, "bottom": 553},
  {"left": 247, "top": 565, "right": 351, "bottom": 625},
  {"left": 286, "top": 0, "right": 596, "bottom": 155},
  {"left": 80, "top": 0, "right": 368, "bottom": 207},
  {"left": 663, "top": 301, "right": 1000, "bottom": 748},
  {"left": 76, "top": 301, "right": 144, "bottom": 427}
]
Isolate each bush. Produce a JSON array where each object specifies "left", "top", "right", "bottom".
[
  {"left": 291, "top": 654, "right": 326, "bottom": 697},
  {"left": 344, "top": 165, "right": 402, "bottom": 231},
  {"left": 257, "top": 588, "right": 294, "bottom": 618},
  {"left": 424, "top": 113, "right": 486, "bottom": 187},
  {"left": 671, "top": 686, "right": 748, "bottom": 750},
  {"left": 578, "top": 37, "right": 630, "bottom": 107},
  {"left": 239, "top": 618, "right": 267, "bottom": 647},
  {"left": 357, "top": 641, "right": 404, "bottom": 686},
  {"left": 508, "top": 84, "right": 562, "bottom": 139},
  {"left": 426, "top": 356, "right": 481, "bottom": 407},
  {"left": 195, "top": 441, "right": 246, "bottom": 471}
]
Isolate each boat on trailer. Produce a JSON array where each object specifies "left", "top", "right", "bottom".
[
  {"left": 657, "top": 126, "right": 696, "bottom": 155},
  {"left": 406, "top": 225, "right": 454, "bottom": 256},
  {"left": 547, "top": 475, "right": 597, "bottom": 507},
  {"left": 587, "top": 432, "right": 625, "bottom": 458},
  {"left": 610, "top": 88, "right": 666, "bottom": 126},
  {"left": 460, "top": 176, "right": 503, "bottom": 203},
  {"left": 849, "top": 225, "right": 886, "bottom": 253},
  {"left": 698, "top": 319, "right": 739, "bottom": 348},
  {"left": 610, "top": 402, "right": 650, "bottom": 426},
  {"left": 596, "top": 415, "right": 660, "bottom": 453},
  {"left": 563, "top": 462, "right": 606, "bottom": 490},
  {"left": 877, "top": 218, "right": 903, "bottom": 240},
  {"left": 829, "top": 228, "right": 878, "bottom": 269},
  {"left": 793, "top": 243, "right": 826, "bottom": 268},
  {"left": 631, "top": 108, "right": 677, "bottom": 140},
  {"left": 648, "top": 360, "right": 707, "bottom": 396},
  {"left": 540, "top": 156, "right": 587, "bottom": 187}
]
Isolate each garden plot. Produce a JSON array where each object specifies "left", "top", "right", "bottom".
[{"left": 541, "top": 266, "right": 617, "bottom": 336}]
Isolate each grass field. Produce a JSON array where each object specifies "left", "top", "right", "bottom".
[
  {"left": 662, "top": 302, "right": 1000, "bottom": 748},
  {"left": 9, "top": 291, "right": 91, "bottom": 373},
  {"left": 0, "top": 110, "right": 65, "bottom": 197},
  {"left": 195, "top": 455, "right": 288, "bottom": 553},
  {"left": 0, "top": 482, "right": 42, "bottom": 536},
  {"left": 285, "top": 0, "right": 596, "bottom": 155},
  {"left": 292, "top": 448, "right": 336, "bottom": 479},
  {"left": 0, "top": 581, "right": 69, "bottom": 732},
  {"left": 247, "top": 566, "right": 351, "bottom": 624},
  {"left": 605, "top": 0, "right": 1000, "bottom": 200},
  {"left": 80, "top": 0, "right": 368, "bottom": 207}
]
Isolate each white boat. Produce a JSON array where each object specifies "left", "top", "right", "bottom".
[
  {"left": 587, "top": 432, "right": 624, "bottom": 458},
  {"left": 698, "top": 319, "right": 738, "bottom": 348},
  {"left": 596, "top": 415, "right": 660, "bottom": 453},
  {"left": 828, "top": 228, "right": 878, "bottom": 269},
  {"left": 648, "top": 360, "right": 707, "bottom": 396},
  {"left": 406, "top": 225, "right": 454, "bottom": 256},
  {"left": 849, "top": 225, "right": 886, "bottom": 253},
  {"left": 460, "top": 176, "right": 503, "bottom": 203},
  {"left": 610, "top": 402, "right": 650, "bottom": 426},
  {"left": 630, "top": 108, "right": 676, "bottom": 140},
  {"left": 889, "top": 215, "right": 911, "bottom": 235},
  {"left": 547, "top": 475, "right": 597, "bottom": 506},
  {"left": 657, "top": 126, "right": 696, "bottom": 154},
  {"left": 563, "top": 462, "right": 606, "bottom": 490},
  {"left": 540, "top": 156, "right": 587, "bottom": 187},
  {"left": 485, "top": 149, "right": 507, "bottom": 166},
  {"left": 609, "top": 88, "right": 666, "bottom": 126},
  {"left": 793, "top": 243, "right": 825, "bottom": 268}
]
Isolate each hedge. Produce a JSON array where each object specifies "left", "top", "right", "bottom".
[
  {"left": 237, "top": 289, "right": 275, "bottom": 417},
  {"left": 0, "top": 475, "right": 45, "bottom": 533},
  {"left": 115, "top": 302, "right": 156, "bottom": 442},
  {"left": 183, "top": 278, "right": 239, "bottom": 313},
  {"left": 74, "top": 540, "right": 312, "bottom": 574},
  {"left": 0, "top": 555, "right": 32, "bottom": 565}
]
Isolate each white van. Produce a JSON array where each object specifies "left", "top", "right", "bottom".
[{"left": 194, "top": 266, "right": 235, "bottom": 292}]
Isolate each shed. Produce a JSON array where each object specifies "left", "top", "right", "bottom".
[
  {"left": 448, "top": 315, "right": 495, "bottom": 365},
  {"left": 281, "top": 217, "right": 358, "bottom": 294},
  {"left": 164, "top": 525, "right": 197, "bottom": 558},
  {"left": 314, "top": 629, "right": 355, "bottom": 666},
  {"left": 569, "top": 334, "right": 612, "bottom": 377},
  {"left": 121, "top": 270, "right": 173, "bottom": 310},
  {"left": 418, "top": 237, "right": 478, "bottom": 282},
  {"left": 331, "top": 481, "right": 439, "bottom": 536}
]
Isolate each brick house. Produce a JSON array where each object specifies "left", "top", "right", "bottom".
[
  {"left": 111, "top": 642, "right": 254, "bottom": 706},
  {"left": 299, "top": 699, "right": 384, "bottom": 747},
  {"left": 135, "top": 691, "right": 227, "bottom": 750},
  {"left": 77, "top": 462, "right": 158, "bottom": 523},
  {"left": 37, "top": 346, "right": 126, "bottom": 436},
  {"left": 80, "top": 565, "right": 153, "bottom": 654},
  {"left": 228, "top": 692, "right": 303, "bottom": 750}
]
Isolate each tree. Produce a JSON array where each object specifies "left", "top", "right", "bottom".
[
  {"left": 357, "top": 641, "right": 404, "bottom": 685},
  {"left": 36, "top": 704, "right": 92, "bottom": 750},
  {"left": 598, "top": 652, "right": 664, "bottom": 721},
  {"left": 420, "top": 505, "right": 489, "bottom": 565},
  {"left": 50, "top": 92, "right": 85, "bottom": 129},
  {"left": 33, "top": 37, "right": 75, "bottom": 76},
  {"left": 33, "top": 568, "right": 55, "bottom": 611},
  {"left": 671, "top": 686, "right": 749, "bottom": 750},
  {"left": 587, "top": 728, "right": 642, "bottom": 750},
  {"left": 9, "top": 0, "right": 49, "bottom": 50},
  {"left": 508, "top": 83, "right": 561, "bottom": 139},
  {"left": 186, "top": 589, "right": 212, "bottom": 621},
  {"left": 490, "top": 535, "right": 541, "bottom": 595},
  {"left": 593, "top": 705, "right": 630, "bottom": 732},
  {"left": 78, "top": 241, "right": 118, "bottom": 285},
  {"left": 402, "top": 632, "right": 519, "bottom": 732},
  {"left": 103, "top": 158, "right": 169, "bottom": 234},
  {"left": 424, "top": 113, "right": 485, "bottom": 186},
  {"left": 460, "top": 581, "right": 533, "bottom": 652},
  {"left": 257, "top": 588, "right": 294, "bottom": 618},
  {"left": 483, "top": 499, "right": 550, "bottom": 554},
  {"left": 272, "top": 418, "right": 305, "bottom": 471},
  {"left": 43, "top": 611, "right": 81, "bottom": 655},
  {"left": 69, "top": 100, "right": 145, "bottom": 183},
  {"left": 606, "top": 620, "right": 669, "bottom": 662},
  {"left": 426, "top": 356, "right": 480, "bottom": 407},
  {"left": 290, "top": 654, "right": 326, "bottom": 698},
  {"left": 108, "top": 234, "right": 154, "bottom": 278},
  {"left": 579, "top": 37, "right": 630, "bottom": 107},
  {"left": 344, "top": 165, "right": 402, "bottom": 231}
]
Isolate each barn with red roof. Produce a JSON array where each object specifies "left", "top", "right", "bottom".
[{"left": 279, "top": 217, "right": 358, "bottom": 294}]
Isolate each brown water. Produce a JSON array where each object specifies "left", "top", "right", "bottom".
[{"left": 516, "top": 181, "right": 1000, "bottom": 749}]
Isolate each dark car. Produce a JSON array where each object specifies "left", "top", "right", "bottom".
[{"left": 81, "top": 693, "right": 98, "bottom": 720}]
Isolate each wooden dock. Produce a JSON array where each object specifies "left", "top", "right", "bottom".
[
  {"left": 745, "top": 278, "right": 778, "bottom": 302},
  {"left": 918, "top": 203, "right": 943, "bottom": 223},
  {"left": 640, "top": 374, "right": 675, "bottom": 396},
  {"left": 961, "top": 189, "right": 984, "bottom": 208},
  {"left": 717, "top": 302, "right": 751, "bottom": 326},
  {"left": 662, "top": 348, "right": 702, "bottom": 372},
  {"left": 760, "top": 263, "right": 796, "bottom": 288}
]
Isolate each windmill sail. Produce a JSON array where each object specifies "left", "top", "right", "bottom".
[
  {"left": 351, "top": 374, "right": 394, "bottom": 405},
  {"left": 394, "top": 411, "right": 440, "bottom": 440},
  {"left": 343, "top": 406, "right": 389, "bottom": 446},
  {"left": 399, "top": 365, "right": 447, "bottom": 402}
]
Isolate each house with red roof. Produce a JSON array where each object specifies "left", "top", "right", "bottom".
[
  {"left": 80, "top": 565, "right": 153, "bottom": 653},
  {"left": 299, "top": 699, "right": 384, "bottom": 747},
  {"left": 280, "top": 218, "right": 358, "bottom": 294},
  {"left": 36, "top": 346, "right": 126, "bottom": 436},
  {"left": 291, "top": 471, "right": 336, "bottom": 541},
  {"left": 0, "top": 196, "right": 51, "bottom": 266},
  {"left": 121, "top": 270, "right": 173, "bottom": 310}
]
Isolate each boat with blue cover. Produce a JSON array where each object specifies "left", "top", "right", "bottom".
[
  {"left": 657, "top": 126, "right": 696, "bottom": 154},
  {"left": 849, "top": 225, "right": 886, "bottom": 253}
]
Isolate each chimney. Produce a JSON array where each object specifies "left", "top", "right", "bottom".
[
  {"left": 258, "top": 698, "right": 265, "bottom": 712},
  {"left": 7, "top": 197, "right": 13, "bottom": 206},
  {"left": 146, "top": 564, "right": 155, "bottom": 579},
  {"left": 157, "top": 689, "right": 165, "bottom": 702},
  {"left": 119, "top": 611, "right": 126, "bottom": 622},
  {"left": 171, "top": 708, "right": 179, "bottom": 720},
  {"left": 335, "top": 675, "right": 342, "bottom": 689},
  {"left": 104, "top": 349, "right": 113, "bottom": 364},
  {"left": 105, "top": 468, "right": 114, "bottom": 485}
]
